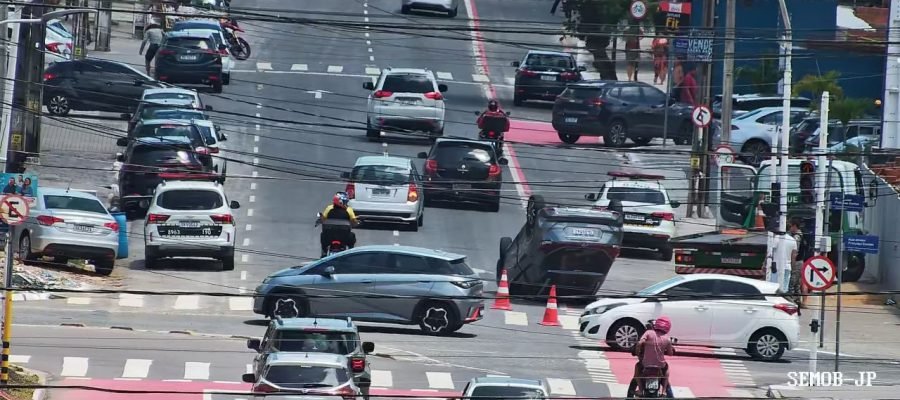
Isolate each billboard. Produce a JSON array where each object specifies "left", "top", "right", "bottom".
[{"left": 0, "top": 173, "right": 38, "bottom": 205}]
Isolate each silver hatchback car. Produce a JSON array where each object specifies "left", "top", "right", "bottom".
[
  {"left": 254, "top": 245, "right": 484, "bottom": 335},
  {"left": 341, "top": 155, "right": 424, "bottom": 231},
  {"left": 363, "top": 68, "right": 447, "bottom": 140}
]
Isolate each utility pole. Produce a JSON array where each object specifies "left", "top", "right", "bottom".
[
  {"left": 882, "top": 0, "right": 900, "bottom": 149},
  {"left": 6, "top": 0, "right": 48, "bottom": 173},
  {"left": 0, "top": 7, "right": 18, "bottom": 169},
  {"left": 719, "top": 0, "right": 736, "bottom": 147},
  {"left": 72, "top": 0, "right": 88, "bottom": 59},
  {"left": 94, "top": 0, "right": 111, "bottom": 51},
  {"left": 809, "top": 90, "right": 830, "bottom": 378},
  {"left": 694, "top": 0, "right": 717, "bottom": 219},
  {"left": 775, "top": 0, "right": 793, "bottom": 292}
]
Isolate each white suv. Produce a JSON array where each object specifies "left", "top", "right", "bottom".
[
  {"left": 363, "top": 68, "right": 447, "bottom": 140},
  {"left": 143, "top": 179, "right": 240, "bottom": 270}
]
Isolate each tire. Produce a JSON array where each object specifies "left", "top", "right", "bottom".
[
  {"left": 407, "top": 218, "right": 419, "bottom": 232},
  {"left": 417, "top": 301, "right": 462, "bottom": 335},
  {"left": 747, "top": 329, "right": 787, "bottom": 361},
  {"left": 558, "top": 132, "right": 580, "bottom": 144},
  {"left": 740, "top": 140, "right": 771, "bottom": 166},
  {"left": 221, "top": 255, "right": 235, "bottom": 271},
  {"left": 606, "top": 319, "right": 644, "bottom": 351},
  {"left": 94, "top": 259, "right": 114, "bottom": 276},
  {"left": 366, "top": 121, "right": 380, "bottom": 140},
  {"left": 46, "top": 94, "right": 71, "bottom": 116},
  {"left": 513, "top": 93, "right": 524, "bottom": 106},
  {"left": 223, "top": 73, "right": 231, "bottom": 85},
  {"left": 604, "top": 119, "right": 628, "bottom": 147},
  {"left": 632, "top": 137, "right": 652, "bottom": 146},
  {"left": 841, "top": 253, "right": 865, "bottom": 283},
  {"left": 400, "top": 5, "right": 411, "bottom": 13},
  {"left": 417, "top": 213, "right": 424, "bottom": 227},
  {"left": 268, "top": 294, "right": 309, "bottom": 319},
  {"left": 18, "top": 233, "right": 37, "bottom": 263},
  {"left": 448, "top": 5, "right": 458, "bottom": 17},
  {"left": 144, "top": 254, "right": 157, "bottom": 270},
  {"left": 212, "top": 80, "right": 223, "bottom": 93},
  {"left": 659, "top": 245, "right": 674, "bottom": 262},
  {"left": 486, "top": 197, "right": 500, "bottom": 212},
  {"left": 236, "top": 38, "right": 251, "bottom": 60}
]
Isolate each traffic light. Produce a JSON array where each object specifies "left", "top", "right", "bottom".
[{"left": 800, "top": 161, "right": 815, "bottom": 205}]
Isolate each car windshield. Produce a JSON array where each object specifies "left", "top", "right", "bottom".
[
  {"left": 274, "top": 331, "right": 358, "bottom": 354},
  {"left": 144, "top": 93, "right": 196, "bottom": 102},
  {"left": 157, "top": 189, "right": 223, "bottom": 210},
  {"left": 524, "top": 54, "right": 573, "bottom": 69},
  {"left": 135, "top": 124, "right": 196, "bottom": 140},
  {"left": 605, "top": 187, "right": 665, "bottom": 205},
  {"left": 131, "top": 147, "right": 197, "bottom": 166},
  {"left": 47, "top": 23, "right": 72, "bottom": 38},
  {"left": 351, "top": 165, "right": 409, "bottom": 186},
  {"left": 734, "top": 108, "right": 766, "bottom": 120},
  {"left": 470, "top": 386, "right": 547, "bottom": 400},
  {"left": 568, "top": 88, "right": 604, "bottom": 99},
  {"left": 264, "top": 365, "right": 349, "bottom": 388},
  {"left": 166, "top": 37, "right": 211, "bottom": 50},
  {"left": 43, "top": 195, "right": 107, "bottom": 214},
  {"left": 194, "top": 125, "right": 217, "bottom": 144},
  {"left": 637, "top": 276, "right": 686, "bottom": 296},
  {"left": 382, "top": 74, "right": 433, "bottom": 93}
]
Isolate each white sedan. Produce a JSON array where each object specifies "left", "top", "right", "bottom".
[{"left": 578, "top": 274, "right": 800, "bottom": 361}]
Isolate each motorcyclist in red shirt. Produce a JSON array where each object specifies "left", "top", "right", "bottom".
[{"left": 477, "top": 100, "right": 510, "bottom": 149}]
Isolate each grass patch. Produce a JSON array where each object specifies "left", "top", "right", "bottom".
[{"left": 6, "top": 365, "right": 38, "bottom": 400}]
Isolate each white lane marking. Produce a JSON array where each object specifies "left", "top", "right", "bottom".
[
  {"left": 503, "top": 311, "right": 528, "bottom": 326},
  {"left": 366, "top": 67, "right": 380, "bottom": 75},
  {"left": 368, "top": 48, "right": 373, "bottom": 53},
  {"left": 364, "top": 17, "right": 369, "bottom": 22},
  {"left": 247, "top": 209, "right": 254, "bottom": 217},
  {"left": 240, "top": 271, "right": 248, "bottom": 280},
  {"left": 393, "top": 243, "right": 399, "bottom": 246},
  {"left": 371, "top": 370, "right": 393, "bottom": 387},
  {"left": 229, "top": 297, "right": 253, "bottom": 311},
  {"left": 252, "top": 157, "right": 259, "bottom": 165},
  {"left": 256, "top": 84, "right": 263, "bottom": 90},
  {"left": 363, "top": 2, "right": 367, "bottom": 6},
  {"left": 382, "top": 142, "right": 388, "bottom": 148},
  {"left": 242, "top": 238, "right": 250, "bottom": 246},
  {"left": 673, "top": 387, "right": 695, "bottom": 398},
  {"left": 122, "top": 359, "right": 152, "bottom": 378},
  {"left": 472, "top": 74, "right": 489, "bottom": 82},
  {"left": 184, "top": 362, "right": 210, "bottom": 380},
  {"left": 363, "top": 9, "right": 368, "bottom": 14},
  {"left": 436, "top": 72, "right": 453, "bottom": 80},
  {"left": 10, "top": 355, "right": 30, "bottom": 363},
  {"left": 256, "top": 103, "right": 262, "bottom": 109},
  {"left": 327, "top": 65, "right": 344, "bottom": 73},
  {"left": 246, "top": 364, "right": 253, "bottom": 374},
  {"left": 250, "top": 182, "right": 257, "bottom": 190},
  {"left": 173, "top": 295, "right": 200, "bottom": 310},
  {"left": 241, "top": 254, "right": 249, "bottom": 263},
  {"left": 246, "top": 224, "right": 252, "bottom": 231},
  {"left": 254, "top": 135, "right": 259, "bottom": 142},
  {"left": 369, "top": 55, "right": 375, "bottom": 62},
  {"left": 256, "top": 62, "right": 272, "bottom": 70},
  {"left": 392, "top": 230, "right": 399, "bottom": 236},
  {"left": 546, "top": 378, "right": 576, "bottom": 395},
  {"left": 251, "top": 171, "right": 259, "bottom": 177},
  {"left": 365, "top": 32, "right": 370, "bottom": 37},
  {"left": 366, "top": 40, "right": 371, "bottom": 45},
  {"left": 606, "top": 383, "right": 629, "bottom": 397},
  {"left": 559, "top": 315, "right": 580, "bottom": 330},
  {"left": 249, "top": 195, "right": 256, "bottom": 202},
  {"left": 254, "top": 113, "right": 260, "bottom": 118},
  {"left": 254, "top": 124, "right": 260, "bottom": 131},
  {"left": 67, "top": 297, "right": 91, "bottom": 305},
  {"left": 61, "top": 357, "right": 89, "bottom": 377},
  {"left": 291, "top": 63, "right": 308, "bottom": 71},
  {"left": 425, "top": 372, "right": 454, "bottom": 389},
  {"left": 118, "top": 294, "right": 144, "bottom": 308}
]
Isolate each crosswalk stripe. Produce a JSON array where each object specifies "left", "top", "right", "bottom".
[
  {"left": 504, "top": 77, "right": 515, "bottom": 85},
  {"left": 228, "top": 297, "right": 253, "bottom": 311},
  {"left": 327, "top": 65, "right": 344, "bottom": 73},
  {"left": 472, "top": 74, "right": 489, "bottom": 82},
  {"left": 67, "top": 297, "right": 91, "bottom": 305},
  {"left": 503, "top": 311, "right": 527, "bottom": 326},
  {"left": 425, "top": 372, "right": 454, "bottom": 389},
  {"left": 546, "top": 378, "right": 576, "bottom": 395},
  {"left": 672, "top": 386, "right": 694, "bottom": 398},
  {"left": 10, "top": 355, "right": 30, "bottom": 363},
  {"left": 122, "top": 359, "right": 152, "bottom": 378},
  {"left": 436, "top": 72, "right": 453, "bottom": 80},
  {"left": 291, "top": 64, "right": 308, "bottom": 71},
  {"left": 559, "top": 315, "right": 580, "bottom": 330},
  {"left": 61, "top": 357, "right": 89, "bottom": 377},
  {"left": 173, "top": 295, "right": 200, "bottom": 310},
  {"left": 118, "top": 294, "right": 144, "bottom": 308},
  {"left": 371, "top": 369, "right": 393, "bottom": 387},
  {"left": 256, "top": 62, "right": 272, "bottom": 70},
  {"left": 605, "top": 383, "right": 628, "bottom": 397},
  {"left": 184, "top": 362, "right": 210, "bottom": 380},
  {"left": 365, "top": 67, "right": 381, "bottom": 75}
]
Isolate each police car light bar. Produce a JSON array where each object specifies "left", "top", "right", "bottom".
[{"left": 607, "top": 171, "right": 665, "bottom": 180}]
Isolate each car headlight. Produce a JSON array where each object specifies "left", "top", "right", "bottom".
[
  {"left": 450, "top": 280, "right": 480, "bottom": 289},
  {"left": 582, "top": 303, "right": 626, "bottom": 317}
]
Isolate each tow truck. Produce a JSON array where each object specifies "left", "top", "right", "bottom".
[{"left": 670, "top": 158, "right": 868, "bottom": 282}]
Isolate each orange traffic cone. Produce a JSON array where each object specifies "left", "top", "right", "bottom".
[
  {"left": 491, "top": 269, "right": 512, "bottom": 310},
  {"left": 754, "top": 206, "right": 766, "bottom": 229},
  {"left": 539, "top": 285, "right": 561, "bottom": 326}
]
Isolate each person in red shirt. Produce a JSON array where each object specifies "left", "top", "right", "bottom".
[
  {"left": 477, "top": 100, "right": 510, "bottom": 134},
  {"left": 628, "top": 317, "right": 676, "bottom": 398},
  {"left": 675, "top": 62, "right": 699, "bottom": 106}
]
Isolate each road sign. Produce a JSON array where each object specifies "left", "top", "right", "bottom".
[
  {"left": 843, "top": 234, "right": 879, "bottom": 254},
  {"left": 801, "top": 256, "right": 836, "bottom": 291},
  {"left": 629, "top": 0, "right": 648, "bottom": 19},
  {"left": 0, "top": 195, "right": 29, "bottom": 226},
  {"left": 828, "top": 193, "right": 865, "bottom": 212},
  {"left": 712, "top": 145, "right": 735, "bottom": 166},
  {"left": 691, "top": 105, "right": 712, "bottom": 128}
]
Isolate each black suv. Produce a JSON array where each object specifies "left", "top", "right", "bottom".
[
  {"left": 115, "top": 136, "right": 214, "bottom": 215},
  {"left": 417, "top": 138, "right": 507, "bottom": 212},
  {"left": 551, "top": 81, "right": 694, "bottom": 146},
  {"left": 155, "top": 31, "right": 226, "bottom": 93},
  {"left": 118, "top": 119, "right": 213, "bottom": 169},
  {"left": 511, "top": 50, "right": 584, "bottom": 106},
  {"left": 43, "top": 59, "right": 165, "bottom": 116}
]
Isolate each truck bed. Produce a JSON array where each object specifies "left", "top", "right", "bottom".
[{"left": 670, "top": 229, "right": 768, "bottom": 277}]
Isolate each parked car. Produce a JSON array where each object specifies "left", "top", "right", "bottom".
[
  {"left": 138, "top": 87, "right": 208, "bottom": 110},
  {"left": 169, "top": 20, "right": 234, "bottom": 84},
  {"left": 340, "top": 155, "right": 424, "bottom": 230},
  {"left": 578, "top": 274, "right": 800, "bottom": 361},
  {"left": 192, "top": 119, "right": 228, "bottom": 181},
  {"left": 241, "top": 353, "right": 362, "bottom": 397},
  {"left": 247, "top": 317, "right": 375, "bottom": 400},
  {"left": 511, "top": 50, "right": 584, "bottom": 106},
  {"left": 460, "top": 377, "right": 550, "bottom": 400},
  {"left": 551, "top": 80, "right": 695, "bottom": 146},
  {"left": 711, "top": 93, "right": 811, "bottom": 119},
  {"left": 417, "top": 138, "right": 507, "bottom": 212},
  {"left": 401, "top": 0, "right": 459, "bottom": 17},
  {"left": 43, "top": 59, "right": 165, "bottom": 116},
  {"left": 363, "top": 67, "right": 447, "bottom": 140},
  {"left": 789, "top": 115, "right": 828, "bottom": 154},
  {"left": 154, "top": 30, "right": 226, "bottom": 93},
  {"left": 45, "top": 19, "right": 73, "bottom": 63},
  {"left": 126, "top": 99, "right": 200, "bottom": 133},
  {"left": 497, "top": 195, "right": 624, "bottom": 297},
  {"left": 15, "top": 188, "right": 119, "bottom": 275},
  {"left": 118, "top": 119, "right": 212, "bottom": 169},
  {"left": 253, "top": 245, "right": 485, "bottom": 335},
  {"left": 712, "top": 106, "right": 809, "bottom": 166},
  {"left": 803, "top": 119, "right": 881, "bottom": 152}
]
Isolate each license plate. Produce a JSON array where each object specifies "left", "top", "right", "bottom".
[
  {"left": 646, "top": 380, "right": 660, "bottom": 390},
  {"left": 179, "top": 221, "right": 201, "bottom": 228},
  {"left": 73, "top": 224, "right": 93, "bottom": 233},
  {"left": 625, "top": 214, "right": 645, "bottom": 221},
  {"left": 453, "top": 184, "right": 471, "bottom": 190},
  {"left": 571, "top": 228, "right": 597, "bottom": 237},
  {"left": 372, "top": 188, "right": 391, "bottom": 196},
  {"left": 397, "top": 99, "right": 419, "bottom": 105},
  {"left": 565, "top": 117, "right": 578, "bottom": 124},
  {"left": 179, "top": 55, "right": 198, "bottom": 61},
  {"left": 721, "top": 257, "right": 742, "bottom": 264},
  {"left": 540, "top": 75, "right": 557, "bottom": 81}
]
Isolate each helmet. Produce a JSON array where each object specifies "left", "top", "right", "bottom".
[
  {"left": 333, "top": 192, "right": 349, "bottom": 208},
  {"left": 488, "top": 99, "right": 499, "bottom": 111},
  {"left": 653, "top": 316, "right": 671, "bottom": 334}
]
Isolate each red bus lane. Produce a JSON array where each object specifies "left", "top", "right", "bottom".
[{"left": 606, "top": 345, "right": 734, "bottom": 397}]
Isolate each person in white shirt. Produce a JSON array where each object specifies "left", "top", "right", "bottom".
[{"left": 774, "top": 231, "right": 798, "bottom": 293}]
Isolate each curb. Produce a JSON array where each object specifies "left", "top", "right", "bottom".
[
  {"left": 9, "top": 293, "right": 64, "bottom": 302},
  {"left": 23, "top": 323, "right": 255, "bottom": 340}
]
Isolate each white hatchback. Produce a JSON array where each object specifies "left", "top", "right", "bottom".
[
  {"left": 364, "top": 68, "right": 447, "bottom": 140},
  {"left": 578, "top": 274, "right": 800, "bottom": 361},
  {"left": 342, "top": 155, "right": 424, "bottom": 231}
]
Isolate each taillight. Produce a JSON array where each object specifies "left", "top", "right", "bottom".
[
  {"left": 195, "top": 147, "right": 210, "bottom": 155},
  {"left": 350, "top": 358, "right": 365, "bottom": 372},
  {"left": 585, "top": 97, "right": 603, "bottom": 107},
  {"left": 147, "top": 214, "right": 170, "bottom": 224},
  {"left": 36, "top": 215, "right": 64, "bottom": 226},
  {"left": 345, "top": 182, "right": 356, "bottom": 199},
  {"left": 207, "top": 147, "right": 219, "bottom": 154},
  {"left": 407, "top": 183, "right": 419, "bottom": 202},
  {"left": 46, "top": 42, "right": 61, "bottom": 53},
  {"left": 674, "top": 253, "right": 694, "bottom": 263},
  {"left": 561, "top": 71, "right": 578, "bottom": 80},
  {"left": 254, "top": 383, "right": 276, "bottom": 393},
  {"left": 774, "top": 303, "right": 799, "bottom": 315},
  {"left": 103, "top": 222, "right": 120, "bottom": 232},
  {"left": 158, "top": 49, "right": 175, "bottom": 55},
  {"left": 424, "top": 159, "right": 438, "bottom": 174},
  {"left": 210, "top": 214, "right": 233, "bottom": 225},
  {"left": 519, "top": 69, "right": 538, "bottom": 77},
  {"left": 651, "top": 212, "right": 675, "bottom": 221},
  {"left": 488, "top": 164, "right": 501, "bottom": 178},
  {"left": 43, "top": 72, "right": 57, "bottom": 81},
  {"left": 424, "top": 91, "right": 443, "bottom": 100},
  {"left": 373, "top": 90, "right": 392, "bottom": 98}
]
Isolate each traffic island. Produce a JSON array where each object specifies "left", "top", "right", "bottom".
[{"left": 1, "top": 365, "right": 46, "bottom": 400}]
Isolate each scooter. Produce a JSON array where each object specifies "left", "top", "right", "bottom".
[
  {"left": 474, "top": 110, "right": 511, "bottom": 155},
  {"left": 627, "top": 320, "right": 676, "bottom": 398}
]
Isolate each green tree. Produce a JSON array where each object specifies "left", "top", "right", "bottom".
[
  {"left": 734, "top": 58, "right": 780, "bottom": 94},
  {"left": 829, "top": 98, "right": 871, "bottom": 125},
  {"left": 568, "top": 0, "right": 659, "bottom": 80},
  {"left": 792, "top": 70, "right": 844, "bottom": 110}
]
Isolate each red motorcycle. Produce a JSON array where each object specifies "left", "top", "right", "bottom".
[{"left": 475, "top": 110, "right": 511, "bottom": 155}]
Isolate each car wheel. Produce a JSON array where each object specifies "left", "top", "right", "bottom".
[
  {"left": 212, "top": 80, "right": 223, "bottom": 93},
  {"left": 740, "top": 139, "right": 770, "bottom": 166},
  {"left": 417, "top": 212, "right": 424, "bottom": 227},
  {"left": 842, "top": 253, "right": 865, "bottom": 282},
  {"left": 659, "top": 245, "right": 674, "bottom": 262},
  {"left": 268, "top": 295, "right": 308, "bottom": 319},
  {"left": 407, "top": 217, "right": 419, "bottom": 232},
  {"left": 558, "top": 132, "right": 580, "bottom": 144},
  {"left": 18, "top": 233, "right": 37, "bottom": 263},
  {"left": 400, "top": 5, "right": 410, "bottom": 13},
  {"left": 486, "top": 197, "right": 500, "bottom": 212},
  {"left": 606, "top": 319, "right": 644, "bottom": 351},
  {"left": 448, "top": 5, "right": 458, "bottom": 17},
  {"left": 604, "top": 119, "right": 628, "bottom": 147},
  {"left": 223, "top": 73, "right": 231, "bottom": 85},
  {"left": 144, "top": 254, "right": 157, "bottom": 270},
  {"left": 94, "top": 259, "right": 114, "bottom": 276},
  {"left": 747, "top": 329, "right": 787, "bottom": 361},
  {"left": 513, "top": 93, "right": 524, "bottom": 106},
  {"left": 46, "top": 94, "right": 71, "bottom": 116},
  {"left": 632, "top": 137, "right": 652, "bottom": 146},
  {"left": 221, "top": 255, "right": 235, "bottom": 271},
  {"left": 417, "top": 301, "right": 461, "bottom": 335},
  {"left": 366, "top": 121, "right": 380, "bottom": 140}
]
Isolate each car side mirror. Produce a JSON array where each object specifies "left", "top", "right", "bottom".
[
  {"left": 247, "top": 338, "right": 261, "bottom": 351},
  {"left": 205, "top": 105, "right": 213, "bottom": 111},
  {"left": 120, "top": 113, "right": 131, "bottom": 120},
  {"left": 498, "top": 158, "right": 508, "bottom": 166},
  {"left": 116, "top": 137, "right": 128, "bottom": 147},
  {"left": 362, "top": 341, "right": 375, "bottom": 353},
  {"left": 417, "top": 152, "right": 428, "bottom": 159},
  {"left": 585, "top": 193, "right": 598, "bottom": 201},
  {"left": 321, "top": 266, "right": 335, "bottom": 277},
  {"left": 340, "top": 172, "right": 351, "bottom": 179},
  {"left": 115, "top": 152, "right": 125, "bottom": 162},
  {"left": 241, "top": 373, "right": 255, "bottom": 383},
  {"left": 438, "top": 84, "right": 448, "bottom": 92},
  {"left": 363, "top": 81, "right": 375, "bottom": 90},
  {"left": 511, "top": 61, "right": 520, "bottom": 67},
  {"left": 577, "top": 65, "right": 587, "bottom": 71},
  {"left": 670, "top": 200, "right": 681, "bottom": 208},
  {"left": 230, "top": 200, "right": 240, "bottom": 209}
]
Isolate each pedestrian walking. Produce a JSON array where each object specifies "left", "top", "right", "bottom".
[
  {"left": 624, "top": 27, "right": 642, "bottom": 82},
  {"left": 651, "top": 36, "right": 668, "bottom": 85},
  {"left": 140, "top": 23, "right": 165, "bottom": 75},
  {"left": 673, "top": 62, "right": 698, "bottom": 106}
]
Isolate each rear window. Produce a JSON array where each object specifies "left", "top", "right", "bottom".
[
  {"left": 157, "top": 189, "right": 223, "bottom": 210},
  {"left": 351, "top": 165, "right": 410, "bottom": 186},
  {"left": 274, "top": 330, "right": 359, "bottom": 354},
  {"left": 433, "top": 143, "right": 494, "bottom": 164},
  {"left": 470, "top": 386, "right": 546, "bottom": 400},
  {"left": 144, "top": 93, "right": 196, "bottom": 102},
  {"left": 524, "top": 54, "right": 574, "bottom": 68},
  {"left": 135, "top": 124, "right": 197, "bottom": 140},
  {"left": 174, "top": 22, "right": 221, "bottom": 31},
  {"left": 605, "top": 187, "right": 665, "bottom": 204},
  {"left": 165, "top": 37, "right": 211, "bottom": 50},
  {"left": 264, "top": 365, "right": 350, "bottom": 388},
  {"left": 382, "top": 74, "right": 433, "bottom": 93},
  {"left": 564, "top": 87, "right": 604, "bottom": 99},
  {"left": 43, "top": 195, "right": 107, "bottom": 214},
  {"left": 195, "top": 125, "right": 217, "bottom": 144},
  {"left": 130, "top": 147, "right": 197, "bottom": 166}
]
